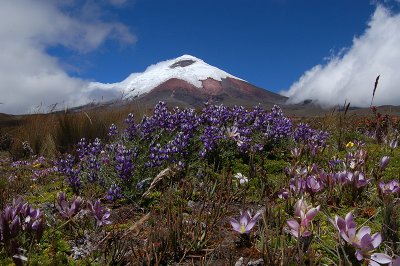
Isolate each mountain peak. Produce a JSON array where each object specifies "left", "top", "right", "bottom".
[
  {"left": 86, "top": 54, "right": 287, "bottom": 109},
  {"left": 169, "top": 55, "right": 207, "bottom": 68},
  {"left": 173, "top": 54, "right": 202, "bottom": 61},
  {"left": 89, "top": 54, "right": 244, "bottom": 98}
]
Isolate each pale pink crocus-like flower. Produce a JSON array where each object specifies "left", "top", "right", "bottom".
[
  {"left": 230, "top": 210, "right": 262, "bottom": 234},
  {"left": 287, "top": 198, "right": 320, "bottom": 238},
  {"left": 334, "top": 212, "right": 392, "bottom": 266},
  {"left": 379, "top": 156, "right": 390, "bottom": 170}
]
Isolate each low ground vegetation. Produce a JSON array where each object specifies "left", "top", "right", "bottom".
[{"left": 0, "top": 102, "right": 399, "bottom": 265}]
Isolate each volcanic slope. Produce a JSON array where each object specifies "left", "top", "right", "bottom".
[{"left": 89, "top": 55, "right": 287, "bottom": 108}]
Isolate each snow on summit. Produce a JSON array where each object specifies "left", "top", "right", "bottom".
[{"left": 88, "top": 55, "right": 244, "bottom": 98}]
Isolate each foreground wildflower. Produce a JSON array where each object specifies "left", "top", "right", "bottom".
[
  {"left": 88, "top": 200, "right": 111, "bottom": 227},
  {"left": 230, "top": 210, "right": 262, "bottom": 234},
  {"left": 389, "top": 139, "right": 398, "bottom": 150},
  {"left": 379, "top": 156, "right": 390, "bottom": 170},
  {"left": 56, "top": 192, "right": 83, "bottom": 220},
  {"left": 287, "top": 198, "right": 320, "bottom": 238},
  {"left": 346, "top": 141, "right": 355, "bottom": 148},
  {"left": 0, "top": 198, "right": 44, "bottom": 265},
  {"left": 334, "top": 212, "right": 392, "bottom": 265},
  {"left": 234, "top": 173, "right": 248, "bottom": 185},
  {"left": 379, "top": 180, "right": 400, "bottom": 194}
]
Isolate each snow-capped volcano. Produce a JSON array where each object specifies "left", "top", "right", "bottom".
[
  {"left": 88, "top": 55, "right": 287, "bottom": 108},
  {"left": 89, "top": 55, "right": 243, "bottom": 98}
]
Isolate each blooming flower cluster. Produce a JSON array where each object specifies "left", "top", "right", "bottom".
[
  {"left": 56, "top": 192, "right": 111, "bottom": 227},
  {"left": 114, "top": 146, "right": 135, "bottom": 181},
  {"left": 293, "top": 123, "right": 329, "bottom": 156},
  {"left": 105, "top": 184, "right": 123, "bottom": 201},
  {"left": 0, "top": 198, "right": 44, "bottom": 264},
  {"left": 58, "top": 102, "right": 300, "bottom": 196},
  {"left": 334, "top": 212, "right": 392, "bottom": 265},
  {"left": 284, "top": 145, "right": 379, "bottom": 198},
  {"left": 56, "top": 192, "right": 83, "bottom": 220},
  {"left": 58, "top": 154, "right": 81, "bottom": 193}
]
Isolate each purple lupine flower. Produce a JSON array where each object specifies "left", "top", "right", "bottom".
[
  {"left": 105, "top": 184, "right": 123, "bottom": 201},
  {"left": 199, "top": 125, "right": 224, "bottom": 157},
  {"left": 293, "top": 123, "right": 314, "bottom": 143},
  {"left": 11, "top": 160, "right": 31, "bottom": 168},
  {"left": 57, "top": 154, "right": 75, "bottom": 174},
  {"left": 114, "top": 147, "right": 134, "bottom": 180},
  {"left": 379, "top": 156, "right": 390, "bottom": 170},
  {"left": 287, "top": 198, "right": 320, "bottom": 238},
  {"left": 230, "top": 210, "right": 262, "bottom": 234},
  {"left": 124, "top": 113, "right": 138, "bottom": 140},
  {"left": 88, "top": 200, "right": 111, "bottom": 227},
  {"left": 89, "top": 138, "right": 103, "bottom": 156},
  {"left": 264, "top": 105, "right": 292, "bottom": 141},
  {"left": 108, "top": 124, "right": 118, "bottom": 137},
  {"left": 57, "top": 155, "right": 82, "bottom": 193},
  {"left": 56, "top": 192, "right": 83, "bottom": 220},
  {"left": 76, "top": 138, "right": 89, "bottom": 159},
  {"left": 67, "top": 169, "right": 82, "bottom": 193},
  {"left": 379, "top": 180, "right": 400, "bottom": 194},
  {"left": 32, "top": 166, "right": 57, "bottom": 181},
  {"left": 293, "top": 123, "right": 328, "bottom": 155},
  {"left": 86, "top": 155, "right": 100, "bottom": 183}
]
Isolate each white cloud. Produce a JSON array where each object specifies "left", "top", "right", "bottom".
[
  {"left": 0, "top": 0, "right": 135, "bottom": 114},
  {"left": 282, "top": 5, "right": 400, "bottom": 107}
]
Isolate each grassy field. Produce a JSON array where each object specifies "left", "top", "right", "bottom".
[{"left": 0, "top": 102, "right": 399, "bottom": 265}]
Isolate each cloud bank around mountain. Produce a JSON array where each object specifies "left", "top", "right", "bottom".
[
  {"left": 282, "top": 5, "right": 400, "bottom": 107},
  {"left": 0, "top": 0, "right": 135, "bottom": 114}
]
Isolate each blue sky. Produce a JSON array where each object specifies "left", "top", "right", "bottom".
[
  {"left": 61, "top": 0, "right": 379, "bottom": 91},
  {"left": 1, "top": 0, "right": 400, "bottom": 114}
]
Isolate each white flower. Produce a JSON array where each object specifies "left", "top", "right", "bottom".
[
  {"left": 234, "top": 173, "right": 248, "bottom": 184},
  {"left": 226, "top": 126, "right": 240, "bottom": 139}
]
